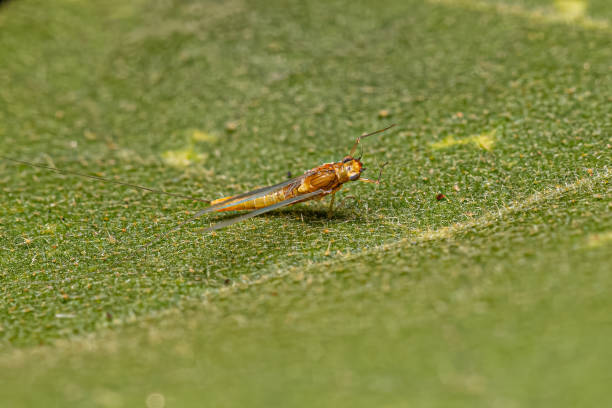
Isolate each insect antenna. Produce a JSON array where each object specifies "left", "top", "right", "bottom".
[
  {"left": 349, "top": 123, "right": 396, "bottom": 157},
  {"left": 356, "top": 143, "right": 363, "bottom": 161},
  {"left": 0, "top": 156, "right": 210, "bottom": 204}
]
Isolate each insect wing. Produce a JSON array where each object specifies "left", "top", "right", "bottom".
[
  {"left": 202, "top": 189, "right": 324, "bottom": 232},
  {"left": 155, "top": 173, "right": 309, "bottom": 241},
  {"left": 203, "top": 173, "right": 308, "bottom": 213}
]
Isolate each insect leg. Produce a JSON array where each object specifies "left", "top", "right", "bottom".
[
  {"left": 337, "top": 194, "right": 358, "bottom": 210},
  {"left": 327, "top": 192, "right": 336, "bottom": 219},
  {"left": 358, "top": 178, "right": 378, "bottom": 184},
  {"left": 359, "top": 161, "right": 389, "bottom": 184}
]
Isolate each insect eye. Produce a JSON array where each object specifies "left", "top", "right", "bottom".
[
  {"left": 349, "top": 174, "right": 360, "bottom": 181},
  {"left": 342, "top": 156, "right": 352, "bottom": 163}
]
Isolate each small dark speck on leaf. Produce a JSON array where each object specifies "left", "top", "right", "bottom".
[
  {"left": 224, "top": 279, "right": 231, "bottom": 285},
  {"left": 436, "top": 193, "right": 446, "bottom": 201}
]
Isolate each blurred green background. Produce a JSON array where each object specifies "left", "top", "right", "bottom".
[{"left": 0, "top": 0, "right": 610, "bottom": 406}]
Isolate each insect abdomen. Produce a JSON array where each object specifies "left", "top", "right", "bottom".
[
  {"left": 211, "top": 189, "right": 295, "bottom": 212},
  {"left": 210, "top": 166, "right": 340, "bottom": 212}
]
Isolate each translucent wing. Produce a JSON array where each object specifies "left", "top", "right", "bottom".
[
  {"left": 145, "top": 173, "right": 311, "bottom": 246},
  {"left": 204, "top": 173, "right": 308, "bottom": 213},
  {"left": 202, "top": 189, "right": 324, "bottom": 233}
]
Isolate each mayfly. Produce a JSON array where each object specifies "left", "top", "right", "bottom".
[{"left": 1, "top": 124, "right": 395, "bottom": 240}]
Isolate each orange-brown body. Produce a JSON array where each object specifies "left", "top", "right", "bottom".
[{"left": 210, "top": 157, "right": 365, "bottom": 212}]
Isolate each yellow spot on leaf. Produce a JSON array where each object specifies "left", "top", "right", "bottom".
[
  {"left": 472, "top": 131, "right": 496, "bottom": 150},
  {"left": 586, "top": 231, "right": 612, "bottom": 248},
  {"left": 84, "top": 130, "right": 98, "bottom": 140},
  {"left": 162, "top": 148, "right": 207, "bottom": 167},
  {"left": 554, "top": 0, "right": 586, "bottom": 20},
  {"left": 191, "top": 129, "right": 218, "bottom": 143},
  {"left": 431, "top": 129, "right": 496, "bottom": 151}
]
